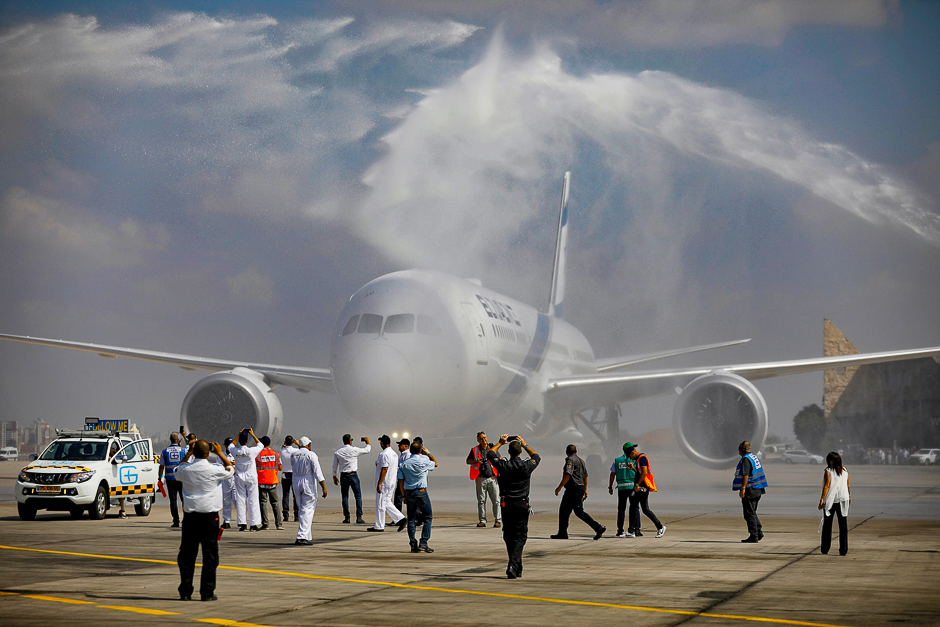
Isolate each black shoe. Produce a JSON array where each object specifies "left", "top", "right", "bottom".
[
  {"left": 550, "top": 534, "right": 569, "bottom": 539},
  {"left": 506, "top": 570, "right": 517, "bottom": 579},
  {"left": 179, "top": 595, "right": 191, "bottom": 601},
  {"left": 295, "top": 539, "right": 312, "bottom": 546},
  {"left": 741, "top": 536, "right": 759, "bottom": 543},
  {"left": 594, "top": 526, "right": 607, "bottom": 541},
  {"left": 397, "top": 518, "right": 408, "bottom": 532},
  {"left": 238, "top": 525, "right": 248, "bottom": 531},
  {"left": 367, "top": 527, "right": 384, "bottom": 532},
  {"left": 419, "top": 545, "right": 434, "bottom": 553},
  {"left": 259, "top": 524, "right": 269, "bottom": 530},
  {"left": 635, "top": 531, "right": 644, "bottom": 537},
  {"left": 171, "top": 521, "right": 180, "bottom": 528},
  {"left": 356, "top": 518, "right": 366, "bottom": 524},
  {"left": 758, "top": 533, "right": 764, "bottom": 541},
  {"left": 342, "top": 518, "right": 350, "bottom": 524},
  {"left": 201, "top": 595, "right": 218, "bottom": 602},
  {"left": 221, "top": 522, "right": 230, "bottom": 529},
  {"left": 411, "top": 546, "right": 420, "bottom": 553}
]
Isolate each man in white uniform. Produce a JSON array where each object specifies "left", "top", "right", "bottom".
[
  {"left": 332, "top": 434, "right": 371, "bottom": 524},
  {"left": 279, "top": 435, "right": 298, "bottom": 523},
  {"left": 228, "top": 428, "right": 264, "bottom": 531},
  {"left": 369, "top": 435, "right": 407, "bottom": 532},
  {"left": 291, "top": 436, "right": 327, "bottom": 545},
  {"left": 219, "top": 437, "right": 236, "bottom": 529}
]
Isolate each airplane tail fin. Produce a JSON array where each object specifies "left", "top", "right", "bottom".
[{"left": 548, "top": 171, "right": 571, "bottom": 318}]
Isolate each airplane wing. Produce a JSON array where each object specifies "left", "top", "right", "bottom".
[
  {"left": 594, "top": 338, "right": 751, "bottom": 372},
  {"left": 0, "top": 333, "right": 334, "bottom": 394},
  {"left": 547, "top": 345, "right": 940, "bottom": 412}
]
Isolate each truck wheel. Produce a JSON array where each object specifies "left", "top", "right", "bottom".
[
  {"left": 90, "top": 486, "right": 109, "bottom": 520},
  {"left": 17, "top": 503, "right": 37, "bottom": 521},
  {"left": 135, "top": 494, "right": 153, "bottom": 517},
  {"left": 69, "top": 505, "right": 85, "bottom": 519}
]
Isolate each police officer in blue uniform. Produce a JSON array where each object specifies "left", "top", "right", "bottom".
[
  {"left": 159, "top": 432, "right": 186, "bottom": 528},
  {"left": 734, "top": 440, "right": 768, "bottom": 543}
]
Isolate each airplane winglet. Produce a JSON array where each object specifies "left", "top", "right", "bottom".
[{"left": 548, "top": 171, "right": 571, "bottom": 318}]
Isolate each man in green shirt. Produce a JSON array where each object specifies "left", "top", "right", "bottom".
[{"left": 608, "top": 442, "right": 641, "bottom": 537}]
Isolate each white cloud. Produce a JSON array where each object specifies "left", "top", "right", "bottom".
[{"left": 226, "top": 268, "right": 274, "bottom": 308}]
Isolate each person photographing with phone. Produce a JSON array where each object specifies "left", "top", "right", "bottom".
[
  {"left": 332, "top": 434, "right": 371, "bottom": 524},
  {"left": 487, "top": 435, "right": 540, "bottom": 579}
]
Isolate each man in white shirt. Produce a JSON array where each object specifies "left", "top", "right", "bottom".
[
  {"left": 394, "top": 438, "right": 411, "bottom": 514},
  {"left": 369, "top": 435, "right": 407, "bottom": 532},
  {"left": 174, "top": 439, "right": 235, "bottom": 602},
  {"left": 219, "top": 437, "right": 236, "bottom": 529},
  {"left": 279, "top": 436, "right": 298, "bottom": 523},
  {"left": 292, "top": 436, "right": 328, "bottom": 545},
  {"left": 332, "top": 434, "right": 371, "bottom": 524},
  {"left": 228, "top": 428, "right": 264, "bottom": 531}
]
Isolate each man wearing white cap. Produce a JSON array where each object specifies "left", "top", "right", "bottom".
[
  {"left": 369, "top": 435, "right": 407, "bottom": 532},
  {"left": 291, "top": 437, "right": 327, "bottom": 545}
]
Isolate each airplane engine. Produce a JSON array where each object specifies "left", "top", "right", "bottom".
[
  {"left": 181, "top": 368, "right": 283, "bottom": 445},
  {"left": 672, "top": 372, "right": 768, "bottom": 470}
]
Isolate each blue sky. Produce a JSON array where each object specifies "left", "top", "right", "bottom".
[{"left": 1, "top": 0, "right": 938, "bottom": 443}]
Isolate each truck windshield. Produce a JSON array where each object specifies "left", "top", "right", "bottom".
[{"left": 39, "top": 441, "right": 108, "bottom": 461}]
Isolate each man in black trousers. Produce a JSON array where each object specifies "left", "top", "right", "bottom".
[
  {"left": 487, "top": 434, "right": 541, "bottom": 579},
  {"left": 174, "top": 439, "right": 235, "bottom": 601},
  {"left": 551, "top": 444, "right": 606, "bottom": 540}
]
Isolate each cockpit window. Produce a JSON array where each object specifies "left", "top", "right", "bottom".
[
  {"left": 417, "top": 315, "right": 442, "bottom": 336},
  {"left": 384, "top": 314, "right": 414, "bottom": 334},
  {"left": 357, "top": 314, "right": 383, "bottom": 334},
  {"left": 342, "top": 315, "right": 359, "bottom": 336}
]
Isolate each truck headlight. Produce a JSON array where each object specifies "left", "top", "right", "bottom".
[
  {"left": 17, "top": 471, "right": 29, "bottom": 483},
  {"left": 69, "top": 471, "right": 95, "bottom": 483}
]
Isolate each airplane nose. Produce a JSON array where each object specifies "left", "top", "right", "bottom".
[{"left": 343, "top": 344, "right": 414, "bottom": 420}]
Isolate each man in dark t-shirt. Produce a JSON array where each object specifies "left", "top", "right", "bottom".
[
  {"left": 487, "top": 435, "right": 540, "bottom": 579},
  {"left": 551, "top": 444, "right": 606, "bottom": 540}
]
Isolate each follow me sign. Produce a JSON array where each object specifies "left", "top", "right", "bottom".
[{"left": 84, "top": 418, "right": 129, "bottom": 431}]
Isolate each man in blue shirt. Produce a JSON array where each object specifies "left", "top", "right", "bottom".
[
  {"left": 397, "top": 441, "right": 437, "bottom": 553},
  {"left": 159, "top": 433, "right": 186, "bottom": 528}
]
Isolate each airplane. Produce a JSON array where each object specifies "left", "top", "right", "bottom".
[{"left": 3, "top": 172, "right": 940, "bottom": 469}]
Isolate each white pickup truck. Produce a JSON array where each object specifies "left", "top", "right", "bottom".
[{"left": 15, "top": 429, "right": 158, "bottom": 520}]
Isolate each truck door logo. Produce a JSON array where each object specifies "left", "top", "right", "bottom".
[{"left": 120, "top": 465, "right": 138, "bottom": 485}]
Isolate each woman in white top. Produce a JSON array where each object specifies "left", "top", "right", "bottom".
[{"left": 818, "top": 451, "right": 851, "bottom": 556}]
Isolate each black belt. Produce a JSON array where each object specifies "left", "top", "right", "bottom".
[
  {"left": 406, "top": 487, "right": 426, "bottom": 493},
  {"left": 340, "top": 471, "right": 357, "bottom": 476}
]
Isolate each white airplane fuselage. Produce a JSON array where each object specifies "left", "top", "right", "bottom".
[{"left": 330, "top": 269, "right": 596, "bottom": 436}]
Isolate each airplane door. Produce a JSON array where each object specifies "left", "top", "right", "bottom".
[{"left": 461, "top": 302, "right": 489, "bottom": 366}]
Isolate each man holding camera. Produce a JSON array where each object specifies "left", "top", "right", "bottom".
[
  {"left": 397, "top": 441, "right": 437, "bottom": 553},
  {"left": 466, "top": 432, "right": 501, "bottom": 528},
  {"left": 487, "top": 435, "right": 540, "bottom": 579},
  {"left": 332, "top": 434, "right": 371, "bottom": 524},
  {"left": 174, "top": 439, "right": 234, "bottom": 601},
  {"left": 228, "top": 428, "right": 264, "bottom": 531}
]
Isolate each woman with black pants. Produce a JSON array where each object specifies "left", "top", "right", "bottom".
[{"left": 818, "top": 451, "right": 851, "bottom": 555}]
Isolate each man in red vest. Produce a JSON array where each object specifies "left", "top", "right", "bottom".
[
  {"left": 466, "top": 432, "right": 500, "bottom": 528},
  {"left": 255, "top": 436, "right": 283, "bottom": 530}
]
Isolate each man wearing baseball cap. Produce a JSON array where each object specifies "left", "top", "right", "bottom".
[
  {"left": 394, "top": 438, "right": 411, "bottom": 514},
  {"left": 609, "top": 442, "right": 642, "bottom": 538},
  {"left": 291, "top": 437, "right": 327, "bottom": 545}
]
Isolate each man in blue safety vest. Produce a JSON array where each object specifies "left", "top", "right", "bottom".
[{"left": 733, "top": 440, "right": 768, "bottom": 543}]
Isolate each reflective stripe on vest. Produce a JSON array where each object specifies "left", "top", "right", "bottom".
[
  {"left": 469, "top": 446, "right": 497, "bottom": 480},
  {"left": 733, "top": 453, "right": 768, "bottom": 490},
  {"left": 636, "top": 454, "right": 657, "bottom": 492},
  {"left": 256, "top": 448, "right": 279, "bottom": 484},
  {"left": 613, "top": 454, "right": 634, "bottom": 488}
]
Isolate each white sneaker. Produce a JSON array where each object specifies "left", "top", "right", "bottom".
[
  {"left": 615, "top": 532, "right": 627, "bottom": 538},
  {"left": 624, "top": 531, "right": 635, "bottom": 538},
  {"left": 655, "top": 526, "right": 666, "bottom": 538}
]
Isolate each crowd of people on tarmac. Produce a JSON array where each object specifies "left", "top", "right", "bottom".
[{"left": 159, "top": 428, "right": 853, "bottom": 600}]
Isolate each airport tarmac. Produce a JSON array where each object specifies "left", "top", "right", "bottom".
[{"left": 1, "top": 455, "right": 939, "bottom": 626}]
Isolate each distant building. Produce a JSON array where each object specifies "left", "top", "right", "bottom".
[
  {"left": 1, "top": 421, "right": 17, "bottom": 449},
  {"left": 823, "top": 319, "right": 940, "bottom": 448},
  {"left": 16, "top": 420, "right": 56, "bottom": 455}
]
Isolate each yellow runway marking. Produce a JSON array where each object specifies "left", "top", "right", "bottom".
[
  {"left": 21, "top": 594, "right": 94, "bottom": 604},
  {"left": 97, "top": 605, "right": 180, "bottom": 615},
  {"left": 0, "top": 544, "right": 853, "bottom": 627},
  {"left": 194, "top": 619, "right": 274, "bottom": 626}
]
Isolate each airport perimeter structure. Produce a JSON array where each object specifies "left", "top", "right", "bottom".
[{"left": 1, "top": 453, "right": 938, "bottom": 626}]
